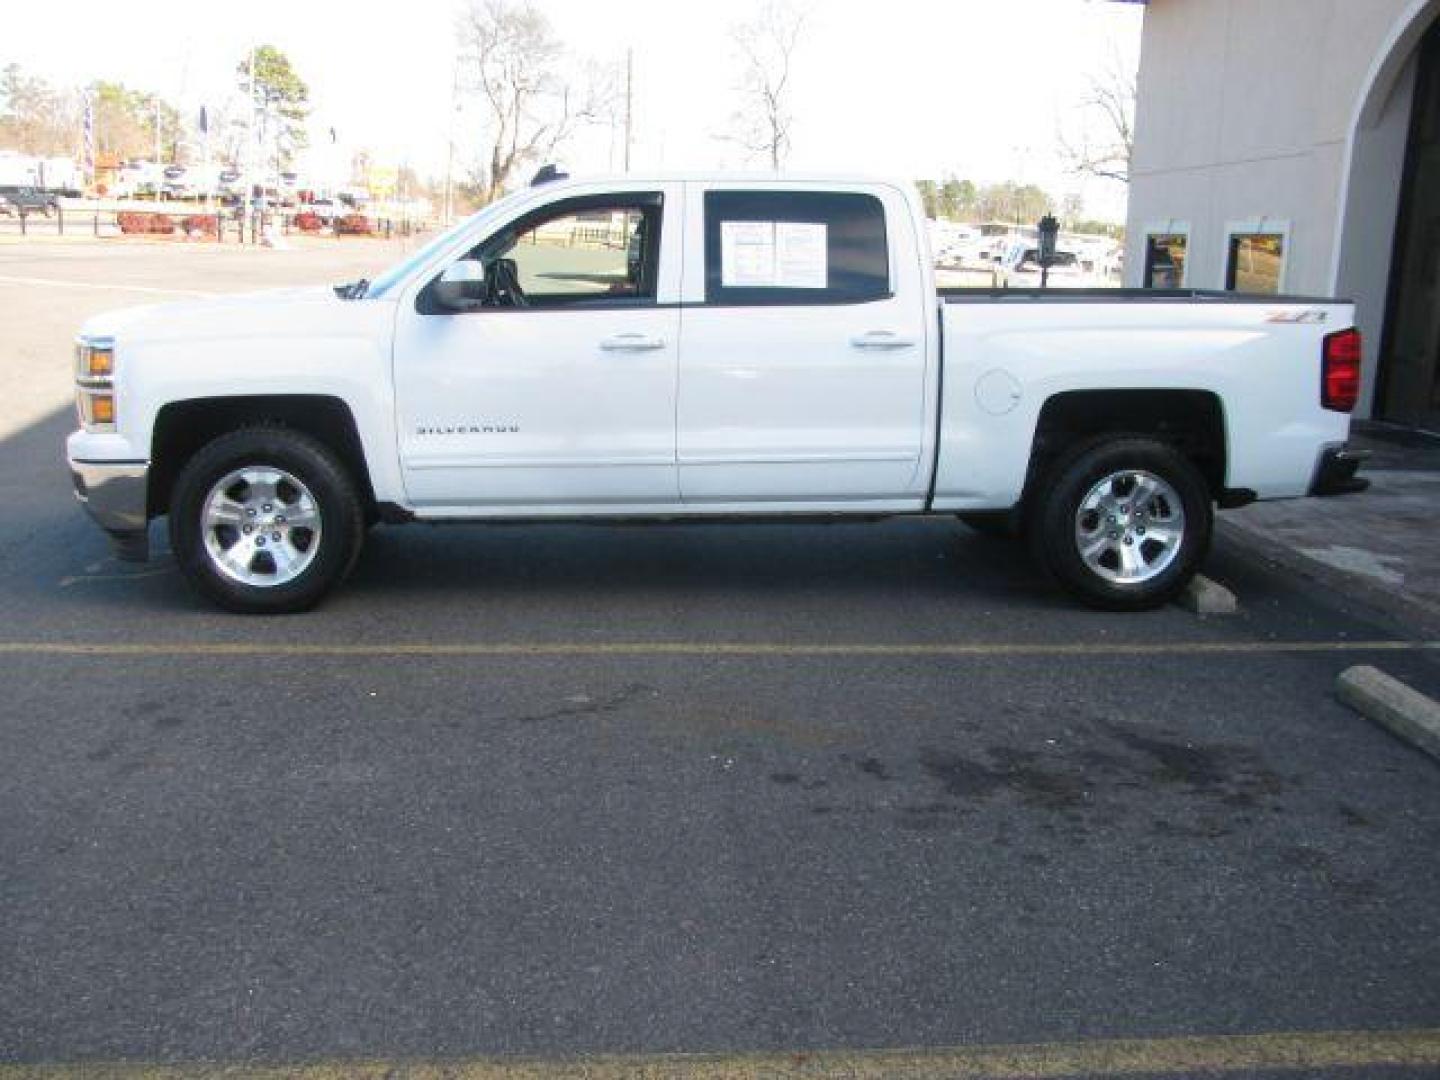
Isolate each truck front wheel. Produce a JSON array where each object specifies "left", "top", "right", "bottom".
[
  {"left": 169, "top": 427, "right": 365, "bottom": 613},
  {"left": 1029, "top": 437, "right": 1211, "bottom": 611}
]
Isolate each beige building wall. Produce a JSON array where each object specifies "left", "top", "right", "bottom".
[{"left": 1124, "top": 0, "right": 1434, "bottom": 416}]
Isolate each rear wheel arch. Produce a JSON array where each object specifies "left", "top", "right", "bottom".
[{"left": 1021, "top": 389, "right": 1229, "bottom": 509}]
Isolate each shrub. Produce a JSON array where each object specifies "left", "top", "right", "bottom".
[
  {"left": 336, "top": 213, "right": 372, "bottom": 236},
  {"left": 116, "top": 212, "right": 177, "bottom": 235},
  {"left": 182, "top": 215, "right": 218, "bottom": 237},
  {"left": 294, "top": 211, "right": 322, "bottom": 232}
]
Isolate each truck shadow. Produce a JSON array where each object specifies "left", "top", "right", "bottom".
[
  {"left": 3, "top": 403, "right": 1103, "bottom": 618},
  {"left": 0, "top": 406, "right": 162, "bottom": 605},
  {"left": 346, "top": 516, "right": 1051, "bottom": 605}
]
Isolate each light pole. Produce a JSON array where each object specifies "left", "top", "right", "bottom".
[
  {"left": 242, "top": 45, "right": 255, "bottom": 243},
  {"left": 1037, "top": 214, "right": 1059, "bottom": 289},
  {"left": 624, "top": 47, "right": 633, "bottom": 172},
  {"left": 442, "top": 52, "right": 460, "bottom": 224}
]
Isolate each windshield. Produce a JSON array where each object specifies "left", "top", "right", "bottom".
[{"left": 363, "top": 189, "right": 533, "bottom": 299}]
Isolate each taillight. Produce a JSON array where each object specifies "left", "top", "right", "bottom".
[{"left": 1322, "top": 328, "right": 1361, "bottom": 412}]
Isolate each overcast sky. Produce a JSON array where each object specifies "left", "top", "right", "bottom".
[{"left": 7, "top": 0, "right": 1142, "bottom": 219}]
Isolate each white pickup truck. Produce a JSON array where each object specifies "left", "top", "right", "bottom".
[{"left": 67, "top": 171, "right": 1367, "bottom": 614}]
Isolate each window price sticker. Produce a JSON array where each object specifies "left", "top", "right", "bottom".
[{"left": 721, "top": 221, "right": 827, "bottom": 288}]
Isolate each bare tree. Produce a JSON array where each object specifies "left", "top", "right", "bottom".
[
  {"left": 0, "top": 65, "right": 78, "bottom": 157},
  {"left": 726, "top": 1, "right": 808, "bottom": 170},
  {"left": 1061, "top": 51, "right": 1135, "bottom": 186},
  {"left": 457, "top": 0, "right": 613, "bottom": 203}
]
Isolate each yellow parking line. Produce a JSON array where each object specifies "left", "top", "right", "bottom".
[
  {"left": 0, "top": 639, "right": 1435, "bottom": 659},
  {"left": 5, "top": 1029, "right": 1440, "bottom": 1079}
]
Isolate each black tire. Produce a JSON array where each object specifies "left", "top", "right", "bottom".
[
  {"left": 1027, "top": 436, "right": 1212, "bottom": 611},
  {"left": 957, "top": 510, "right": 1021, "bottom": 539},
  {"left": 169, "top": 427, "right": 364, "bottom": 614}
]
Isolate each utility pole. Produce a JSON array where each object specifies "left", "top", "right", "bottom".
[
  {"left": 443, "top": 53, "right": 459, "bottom": 224},
  {"left": 623, "top": 48, "right": 633, "bottom": 172},
  {"left": 242, "top": 44, "right": 255, "bottom": 244},
  {"left": 201, "top": 105, "right": 210, "bottom": 212}
]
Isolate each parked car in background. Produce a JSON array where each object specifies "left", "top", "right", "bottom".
[
  {"left": 0, "top": 186, "right": 59, "bottom": 216},
  {"left": 160, "top": 165, "right": 189, "bottom": 200},
  {"left": 278, "top": 172, "right": 301, "bottom": 207},
  {"left": 994, "top": 241, "right": 1094, "bottom": 288},
  {"left": 218, "top": 168, "right": 247, "bottom": 198},
  {"left": 113, "top": 161, "right": 162, "bottom": 199},
  {"left": 956, "top": 235, "right": 1010, "bottom": 271},
  {"left": 930, "top": 222, "right": 981, "bottom": 269},
  {"left": 307, "top": 196, "right": 344, "bottom": 221}
]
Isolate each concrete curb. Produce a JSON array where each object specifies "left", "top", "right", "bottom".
[
  {"left": 1337, "top": 665, "right": 1440, "bottom": 762},
  {"left": 1177, "top": 573, "right": 1238, "bottom": 615},
  {"left": 1217, "top": 519, "right": 1440, "bottom": 638}
]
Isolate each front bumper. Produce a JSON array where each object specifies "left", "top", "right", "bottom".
[
  {"left": 1309, "top": 444, "right": 1371, "bottom": 497},
  {"left": 69, "top": 458, "right": 150, "bottom": 561}
]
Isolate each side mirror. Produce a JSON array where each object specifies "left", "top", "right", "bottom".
[{"left": 435, "top": 259, "right": 486, "bottom": 311}]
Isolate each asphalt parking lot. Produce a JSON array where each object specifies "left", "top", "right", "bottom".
[{"left": 2, "top": 239, "right": 1439, "bottom": 1077}]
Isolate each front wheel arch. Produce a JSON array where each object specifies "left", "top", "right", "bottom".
[{"left": 150, "top": 395, "right": 376, "bottom": 519}]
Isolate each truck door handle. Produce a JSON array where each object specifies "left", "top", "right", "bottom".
[
  {"left": 850, "top": 330, "right": 917, "bottom": 349},
  {"left": 600, "top": 332, "right": 666, "bottom": 351}
]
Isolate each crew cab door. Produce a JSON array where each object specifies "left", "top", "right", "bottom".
[
  {"left": 676, "top": 184, "right": 933, "bottom": 505},
  {"left": 392, "top": 185, "right": 683, "bottom": 510}
]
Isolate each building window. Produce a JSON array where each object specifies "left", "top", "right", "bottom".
[
  {"left": 1224, "top": 220, "right": 1289, "bottom": 294},
  {"left": 703, "top": 190, "right": 890, "bottom": 306},
  {"left": 1142, "top": 225, "right": 1189, "bottom": 288}
]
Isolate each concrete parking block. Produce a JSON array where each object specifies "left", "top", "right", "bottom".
[
  {"left": 1177, "top": 573, "right": 1238, "bottom": 615},
  {"left": 1338, "top": 664, "right": 1440, "bottom": 762}
]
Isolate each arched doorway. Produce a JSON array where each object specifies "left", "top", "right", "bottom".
[
  {"left": 1380, "top": 21, "right": 1440, "bottom": 426},
  {"left": 1333, "top": 0, "right": 1440, "bottom": 422}
]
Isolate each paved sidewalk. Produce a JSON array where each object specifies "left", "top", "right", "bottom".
[{"left": 1222, "top": 422, "right": 1440, "bottom": 634}]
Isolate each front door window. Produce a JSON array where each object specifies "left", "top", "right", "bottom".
[{"left": 490, "top": 206, "right": 655, "bottom": 305}]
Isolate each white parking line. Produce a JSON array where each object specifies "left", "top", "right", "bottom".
[
  {"left": 0, "top": 274, "right": 215, "bottom": 297},
  {"left": 57, "top": 565, "right": 176, "bottom": 588}
]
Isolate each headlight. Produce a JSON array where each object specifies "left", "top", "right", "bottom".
[{"left": 75, "top": 336, "right": 117, "bottom": 432}]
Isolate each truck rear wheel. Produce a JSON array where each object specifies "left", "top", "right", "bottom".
[
  {"left": 169, "top": 427, "right": 364, "bottom": 614},
  {"left": 1028, "top": 436, "right": 1211, "bottom": 611}
]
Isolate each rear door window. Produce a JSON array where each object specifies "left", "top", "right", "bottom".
[{"left": 703, "top": 190, "right": 890, "bottom": 305}]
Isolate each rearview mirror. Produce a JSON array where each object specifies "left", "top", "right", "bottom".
[{"left": 435, "top": 260, "right": 486, "bottom": 311}]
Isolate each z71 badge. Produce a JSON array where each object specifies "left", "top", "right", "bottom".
[{"left": 1266, "top": 309, "right": 1329, "bottom": 324}]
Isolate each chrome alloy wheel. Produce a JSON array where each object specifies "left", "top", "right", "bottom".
[
  {"left": 1073, "top": 469, "right": 1186, "bottom": 585},
  {"left": 201, "top": 466, "right": 322, "bottom": 587}
]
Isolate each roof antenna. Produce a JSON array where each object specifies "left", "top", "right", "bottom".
[{"left": 531, "top": 164, "right": 568, "bottom": 186}]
